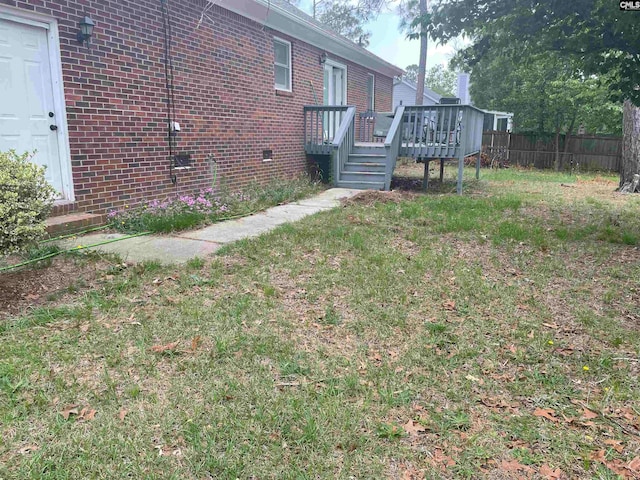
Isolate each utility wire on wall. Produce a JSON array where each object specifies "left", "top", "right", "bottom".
[{"left": 160, "top": 0, "right": 179, "bottom": 186}]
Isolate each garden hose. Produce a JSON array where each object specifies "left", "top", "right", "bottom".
[
  {"left": 0, "top": 232, "right": 151, "bottom": 273},
  {"left": 40, "top": 225, "right": 109, "bottom": 244}
]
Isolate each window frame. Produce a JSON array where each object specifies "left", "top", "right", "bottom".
[
  {"left": 366, "top": 73, "right": 375, "bottom": 111},
  {"left": 273, "top": 37, "right": 292, "bottom": 92}
]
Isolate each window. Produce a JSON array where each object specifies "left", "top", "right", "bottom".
[
  {"left": 366, "top": 73, "right": 375, "bottom": 111},
  {"left": 273, "top": 38, "right": 291, "bottom": 91}
]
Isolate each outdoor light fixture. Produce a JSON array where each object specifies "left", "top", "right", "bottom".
[
  {"left": 77, "top": 16, "right": 95, "bottom": 47},
  {"left": 319, "top": 52, "right": 327, "bottom": 65}
]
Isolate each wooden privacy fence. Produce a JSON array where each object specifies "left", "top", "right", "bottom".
[{"left": 482, "top": 131, "right": 622, "bottom": 172}]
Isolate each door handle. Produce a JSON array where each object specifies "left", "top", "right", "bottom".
[{"left": 50, "top": 125, "right": 58, "bottom": 131}]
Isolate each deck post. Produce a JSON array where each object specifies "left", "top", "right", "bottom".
[
  {"left": 439, "top": 159, "right": 445, "bottom": 183},
  {"left": 422, "top": 159, "right": 430, "bottom": 190},
  {"left": 457, "top": 152, "right": 464, "bottom": 195},
  {"left": 476, "top": 152, "right": 481, "bottom": 179}
]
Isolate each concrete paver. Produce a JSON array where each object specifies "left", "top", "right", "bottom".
[{"left": 61, "top": 188, "right": 359, "bottom": 264}]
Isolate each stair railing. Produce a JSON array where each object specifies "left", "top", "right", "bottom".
[
  {"left": 383, "top": 105, "right": 406, "bottom": 190},
  {"left": 331, "top": 106, "right": 356, "bottom": 185}
]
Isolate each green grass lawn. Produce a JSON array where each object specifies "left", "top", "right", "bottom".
[{"left": 1, "top": 167, "right": 640, "bottom": 479}]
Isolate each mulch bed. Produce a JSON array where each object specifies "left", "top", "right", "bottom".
[{"left": 0, "top": 256, "right": 112, "bottom": 319}]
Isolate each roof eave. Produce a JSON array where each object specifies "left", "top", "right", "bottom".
[{"left": 214, "top": 0, "right": 404, "bottom": 78}]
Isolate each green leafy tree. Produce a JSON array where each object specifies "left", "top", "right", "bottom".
[
  {"left": 404, "top": 64, "right": 457, "bottom": 97},
  {"left": 428, "top": 0, "right": 640, "bottom": 189},
  {"left": 467, "top": 52, "right": 622, "bottom": 135},
  {"left": 318, "top": 2, "right": 372, "bottom": 46}
]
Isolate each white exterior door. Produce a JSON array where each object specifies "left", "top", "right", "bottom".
[
  {"left": 323, "top": 63, "right": 346, "bottom": 106},
  {"left": 323, "top": 62, "right": 347, "bottom": 139},
  {"left": 0, "top": 17, "right": 65, "bottom": 198}
]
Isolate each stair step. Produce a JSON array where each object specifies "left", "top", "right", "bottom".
[
  {"left": 343, "top": 162, "right": 386, "bottom": 173},
  {"left": 349, "top": 153, "right": 387, "bottom": 163},
  {"left": 340, "top": 171, "right": 386, "bottom": 184},
  {"left": 336, "top": 180, "right": 385, "bottom": 191},
  {"left": 45, "top": 212, "right": 104, "bottom": 237},
  {"left": 352, "top": 146, "right": 386, "bottom": 155}
]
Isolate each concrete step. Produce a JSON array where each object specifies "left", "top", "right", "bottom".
[
  {"left": 343, "top": 162, "right": 386, "bottom": 173},
  {"left": 339, "top": 171, "right": 386, "bottom": 184},
  {"left": 336, "top": 180, "right": 385, "bottom": 190},
  {"left": 46, "top": 212, "right": 104, "bottom": 237}
]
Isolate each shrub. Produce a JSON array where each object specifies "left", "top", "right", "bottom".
[{"left": 0, "top": 151, "right": 56, "bottom": 254}]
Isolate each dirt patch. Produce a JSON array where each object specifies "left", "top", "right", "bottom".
[
  {"left": 342, "top": 190, "right": 413, "bottom": 207},
  {"left": 0, "top": 255, "right": 113, "bottom": 319}
]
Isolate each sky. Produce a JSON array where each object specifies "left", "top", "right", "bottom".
[{"left": 297, "top": 0, "right": 460, "bottom": 71}]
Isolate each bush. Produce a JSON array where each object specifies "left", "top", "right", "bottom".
[{"left": 0, "top": 151, "right": 56, "bottom": 254}]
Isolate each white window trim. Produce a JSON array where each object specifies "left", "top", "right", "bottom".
[
  {"left": 273, "top": 36, "right": 292, "bottom": 92},
  {"left": 367, "top": 73, "right": 375, "bottom": 111},
  {"left": 0, "top": 5, "right": 74, "bottom": 202},
  {"left": 324, "top": 58, "right": 348, "bottom": 105}
]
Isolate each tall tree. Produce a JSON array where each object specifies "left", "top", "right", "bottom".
[
  {"left": 310, "top": 0, "right": 389, "bottom": 46},
  {"left": 414, "top": 0, "right": 428, "bottom": 105},
  {"left": 398, "top": 0, "right": 430, "bottom": 105},
  {"left": 318, "top": 3, "right": 372, "bottom": 46},
  {"left": 404, "top": 64, "right": 456, "bottom": 96},
  {"left": 428, "top": 0, "right": 640, "bottom": 190}
]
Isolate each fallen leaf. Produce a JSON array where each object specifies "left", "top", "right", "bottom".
[
  {"left": 582, "top": 408, "right": 598, "bottom": 420},
  {"left": 465, "top": 374, "right": 484, "bottom": 385},
  {"left": 432, "top": 448, "right": 456, "bottom": 469},
  {"left": 527, "top": 330, "right": 535, "bottom": 339},
  {"left": 539, "top": 464, "right": 563, "bottom": 479},
  {"left": 403, "top": 419, "right": 426, "bottom": 436},
  {"left": 628, "top": 456, "right": 640, "bottom": 472},
  {"left": 60, "top": 404, "right": 79, "bottom": 420},
  {"left": 150, "top": 341, "right": 179, "bottom": 353},
  {"left": 400, "top": 463, "right": 425, "bottom": 480},
  {"left": 500, "top": 459, "right": 535, "bottom": 474},
  {"left": 443, "top": 300, "right": 456, "bottom": 311},
  {"left": 191, "top": 336, "right": 202, "bottom": 352},
  {"left": 533, "top": 407, "right": 559, "bottom": 423},
  {"left": 542, "top": 322, "right": 560, "bottom": 329},
  {"left": 118, "top": 409, "right": 128, "bottom": 421},
  {"left": 78, "top": 407, "right": 97, "bottom": 421},
  {"left": 603, "top": 439, "right": 624, "bottom": 453}
]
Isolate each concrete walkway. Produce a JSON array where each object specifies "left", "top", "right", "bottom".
[{"left": 61, "top": 188, "right": 360, "bottom": 264}]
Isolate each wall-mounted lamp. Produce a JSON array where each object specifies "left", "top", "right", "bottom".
[
  {"left": 77, "top": 16, "right": 95, "bottom": 47},
  {"left": 319, "top": 52, "right": 327, "bottom": 65}
]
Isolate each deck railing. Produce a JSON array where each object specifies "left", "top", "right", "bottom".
[
  {"left": 303, "top": 105, "right": 350, "bottom": 155},
  {"left": 398, "top": 105, "right": 485, "bottom": 159},
  {"left": 383, "top": 105, "right": 406, "bottom": 190}
]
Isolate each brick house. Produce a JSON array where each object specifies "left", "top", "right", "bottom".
[{"left": 0, "top": 0, "right": 403, "bottom": 226}]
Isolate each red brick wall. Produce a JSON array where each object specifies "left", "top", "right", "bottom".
[{"left": 0, "top": 0, "right": 393, "bottom": 215}]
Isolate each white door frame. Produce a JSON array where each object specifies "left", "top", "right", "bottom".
[
  {"left": 0, "top": 5, "right": 74, "bottom": 202},
  {"left": 323, "top": 58, "right": 347, "bottom": 105}
]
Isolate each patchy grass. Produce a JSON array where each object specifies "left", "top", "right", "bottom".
[{"left": 1, "top": 168, "right": 640, "bottom": 479}]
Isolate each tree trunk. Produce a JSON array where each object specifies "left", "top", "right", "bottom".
[
  {"left": 620, "top": 100, "right": 640, "bottom": 193},
  {"left": 553, "top": 125, "right": 561, "bottom": 172},
  {"left": 415, "top": 0, "right": 427, "bottom": 105},
  {"left": 561, "top": 114, "right": 576, "bottom": 171}
]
